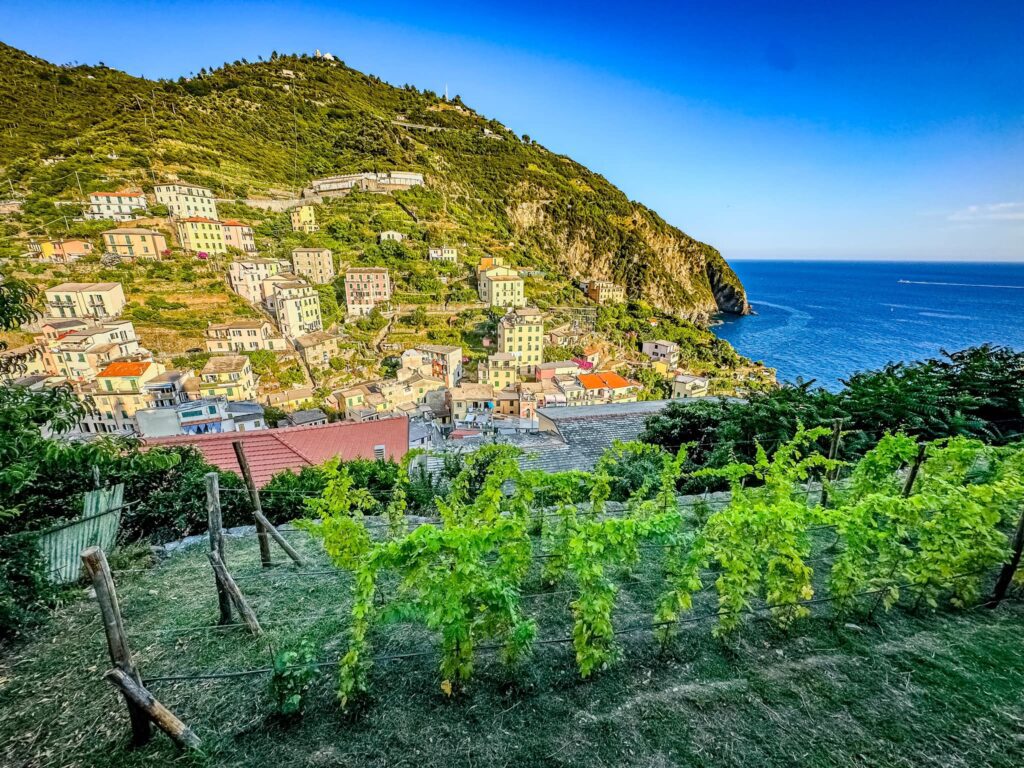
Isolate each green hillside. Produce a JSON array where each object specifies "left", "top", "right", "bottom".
[{"left": 0, "top": 43, "right": 747, "bottom": 321}]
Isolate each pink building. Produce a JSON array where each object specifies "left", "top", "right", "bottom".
[
  {"left": 344, "top": 267, "right": 392, "bottom": 316},
  {"left": 221, "top": 220, "right": 257, "bottom": 254}
]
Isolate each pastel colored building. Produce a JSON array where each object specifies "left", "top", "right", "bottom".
[
  {"left": 578, "top": 371, "right": 640, "bottom": 404},
  {"left": 101, "top": 228, "right": 168, "bottom": 259},
  {"left": 44, "top": 282, "right": 126, "bottom": 320},
  {"left": 587, "top": 280, "right": 626, "bottom": 305},
  {"left": 641, "top": 339, "right": 680, "bottom": 368},
  {"left": 272, "top": 281, "right": 322, "bottom": 339},
  {"left": 221, "top": 220, "right": 257, "bottom": 254},
  {"left": 228, "top": 258, "right": 287, "bottom": 305},
  {"left": 671, "top": 374, "right": 711, "bottom": 398},
  {"left": 344, "top": 267, "right": 392, "bottom": 316},
  {"left": 497, "top": 307, "right": 544, "bottom": 376},
  {"left": 39, "top": 239, "right": 93, "bottom": 263},
  {"left": 290, "top": 204, "right": 319, "bottom": 233},
  {"left": 85, "top": 191, "right": 148, "bottom": 221},
  {"left": 399, "top": 344, "right": 464, "bottom": 388},
  {"left": 294, "top": 331, "right": 341, "bottom": 367},
  {"left": 176, "top": 217, "right": 226, "bottom": 255},
  {"left": 379, "top": 230, "right": 404, "bottom": 243},
  {"left": 199, "top": 355, "right": 258, "bottom": 401},
  {"left": 204, "top": 320, "right": 287, "bottom": 353},
  {"left": 291, "top": 247, "right": 335, "bottom": 284},
  {"left": 44, "top": 319, "right": 144, "bottom": 382},
  {"left": 479, "top": 266, "right": 525, "bottom": 308},
  {"left": 479, "top": 352, "right": 518, "bottom": 390},
  {"left": 83, "top": 360, "right": 166, "bottom": 435},
  {"left": 428, "top": 246, "right": 457, "bottom": 263},
  {"left": 154, "top": 183, "right": 218, "bottom": 219}
]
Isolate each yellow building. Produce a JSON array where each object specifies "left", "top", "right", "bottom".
[
  {"left": 479, "top": 352, "right": 518, "bottom": 390},
  {"left": 291, "top": 247, "right": 335, "bottom": 284},
  {"left": 290, "top": 204, "right": 319, "bottom": 233},
  {"left": 272, "top": 281, "right": 323, "bottom": 339},
  {"left": 176, "top": 217, "right": 226, "bottom": 255},
  {"left": 479, "top": 266, "right": 525, "bottom": 308},
  {"left": 497, "top": 307, "right": 544, "bottom": 376},
  {"left": 85, "top": 360, "right": 166, "bottom": 434},
  {"left": 199, "top": 355, "right": 258, "bottom": 401},
  {"left": 44, "top": 282, "right": 126, "bottom": 320},
  {"left": 101, "top": 228, "right": 168, "bottom": 259}
]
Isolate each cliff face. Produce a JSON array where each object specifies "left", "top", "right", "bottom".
[{"left": 0, "top": 43, "right": 749, "bottom": 319}]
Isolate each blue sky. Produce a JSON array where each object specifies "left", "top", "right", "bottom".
[{"left": 2, "top": 0, "right": 1022, "bottom": 260}]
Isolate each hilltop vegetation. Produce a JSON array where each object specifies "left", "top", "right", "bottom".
[{"left": 0, "top": 43, "right": 747, "bottom": 321}]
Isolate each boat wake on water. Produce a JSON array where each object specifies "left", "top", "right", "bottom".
[{"left": 898, "top": 280, "right": 1024, "bottom": 290}]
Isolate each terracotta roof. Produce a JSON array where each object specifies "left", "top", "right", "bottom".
[
  {"left": 145, "top": 417, "right": 409, "bottom": 486},
  {"left": 179, "top": 217, "right": 221, "bottom": 224},
  {"left": 97, "top": 361, "right": 152, "bottom": 378},
  {"left": 578, "top": 371, "right": 633, "bottom": 390},
  {"left": 221, "top": 219, "right": 246, "bottom": 226},
  {"left": 91, "top": 191, "right": 143, "bottom": 197}
]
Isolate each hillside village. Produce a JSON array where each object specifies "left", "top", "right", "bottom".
[{"left": 1, "top": 171, "right": 773, "bottom": 452}]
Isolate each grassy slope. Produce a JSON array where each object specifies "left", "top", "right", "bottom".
[
  {"left": 0, "top": 43, "right": 746, "bottom": 320},
  {"left": 1, "top": 529, "right": 1021, "bottom": 767}
]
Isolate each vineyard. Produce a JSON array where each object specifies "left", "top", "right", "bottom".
[{"left": 2, "top": 430, "right": 1024, "bottom": 766}]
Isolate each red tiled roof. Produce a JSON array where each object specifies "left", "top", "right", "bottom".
[
  {"left": 180, "top": 216, "right": 220, "bottom": 224},
  {"left": 221, "top": 219, "right": 245, "bottom": 226},
  {"left": 97, "top": 361, "right": 152, "bottom": 378},
  {"left": 578, "top": 371, "right": 633, "bottom": 390},
  {"left": 145, "top": 417, "right": 409, "bottom": 487}
]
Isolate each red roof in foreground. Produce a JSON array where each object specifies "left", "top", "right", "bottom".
[{"left": 145, "top": 417, "right": 409, "bottom": 487}]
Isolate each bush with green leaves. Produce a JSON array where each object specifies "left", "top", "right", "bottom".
[{"left": 268, "top": 640, "right": 321, "bottom": 718}]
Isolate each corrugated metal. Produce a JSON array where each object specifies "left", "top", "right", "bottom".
[{"left": 38, "top": 484, "right": 125, "bottom": 584}]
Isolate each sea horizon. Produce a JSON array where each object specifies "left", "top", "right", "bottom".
[{"left": 713, "top": 260, "right": 1024, "bottom": 390}]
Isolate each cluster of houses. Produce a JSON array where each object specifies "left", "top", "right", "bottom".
[{"left": 3, "top": 280, "right": 282, "bottom": 438}]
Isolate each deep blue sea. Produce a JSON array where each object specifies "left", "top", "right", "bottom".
[{"left": 713, "top": 261, "right": 1024, "bottom": 390}]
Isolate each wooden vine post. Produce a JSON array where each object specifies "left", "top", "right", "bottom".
[
  {"left": 205, "top": 472, "right": 232, "bottom": 625},
  {"left": 902, "top": 443, "right": 927, "bottom": 498},
  {"left": 81, "top": 546, "right": 200, "bottom": 751},
  {"left": 232, "top": 440, "right": 272, "bottom": 568},
  {"left": 208, "top": 551, "right": 263, "bottom": 635},
  {"left": 820, "top": 418, "right": 844, "bottom": 507},
  {"left": 231, "top": 440, "right": 305, "bottom": 567},
  {"left": 988, "top": 504, "right": 1024, "bottom": 608}
]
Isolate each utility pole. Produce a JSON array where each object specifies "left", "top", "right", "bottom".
[{"left": 74, "top": 170, "right": 84, "bottom": 199}]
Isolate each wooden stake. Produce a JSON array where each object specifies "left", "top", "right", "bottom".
[
  {"left": 902, "top": 443, "right": 927, "bottom": 498},
  {"left": 988, "top": 505, "right": 1024, "bottom": 608},
  {"left": 253, "top": 509, "right": 304, "bottom": 566},
  {"left": 80, "top": 546, "right": 152, "bottom": 746},
  {"left": 207, "top": 551, "right": 262, "bottom": 635},
  {"left": 232, "top": 440, "right": 272, "bottom": 568},
  {"left": 205, "top": 473, "right": 232, "bottom": 625},
  {"left": 104, "top": 669, "right": 201, "bottom": 750},
  {"left": 820, "top": 418, "right": 844, "bottom": 507}
]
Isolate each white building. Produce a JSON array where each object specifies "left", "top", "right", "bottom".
[
  {"left": 228, "top": 259, "right": 288, "bottom": 305},
  {"left": 135, "top": 398, "right": 266, "bottom": 437},
  {"left": 271, "top": 281, "right": 323, "bottom": 339},
  {"left": 85, "top": 191, "right": 148, "bottom": 221},
  {"left": 153, "top": 183, "right": 218, "bottom": 219},
  {"left": 428, "top": 246, "right": 458, "bottom": 263}
]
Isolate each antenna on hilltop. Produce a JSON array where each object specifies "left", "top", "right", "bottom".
[{"left": 444, "top": 82, "right": 448, "bottom": 101}]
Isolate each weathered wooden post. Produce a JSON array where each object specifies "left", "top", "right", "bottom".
[
  {"left": 208, "top": 551, "right": 262, "bottom": 635},
  {"left": 105, "top": 669, "right": 202, "bottom": 750},
  {"left": 81, "top": 546, "right": 151, "bottom": 745},
  {"left": 902, "top": 443, "right": 927, "bottom": 498},
  {"left": 988, "top": 505, "right": 1024, "bottom": 608},
  {"left": 232, "top": 440, "right": 272, "bottom": 568},
  {"left": 205, "top": 472, "right": 232, "bottom": 625},
  {"left": 231, "top": 440, "right": 304, "bottom": 567},
  {"left": 820, "top": 418, "right": 844, "bottom": 507}
]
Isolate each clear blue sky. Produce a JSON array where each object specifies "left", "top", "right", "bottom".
[{"left": 2, "top": 0, "right": 1022, "bottom": 261}]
